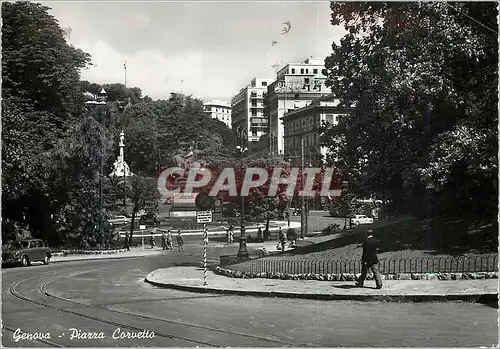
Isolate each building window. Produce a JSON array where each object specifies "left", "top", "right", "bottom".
[
  {"left": 313, "top": 69, "right": 318, "bottom": 74},
  {"left": 291, "top": 68, "right": 295, "bottom": 74},
  {"left": 262, "top": 81, "right": 267, "bottom": 86},
  {"left": 306, "top": 69, "right": 309, "bottom": 74},
  {"left": 300, "top": 68, "right": 304, "bottom": 74},
  {"left": 252, "top": 110, "right": 257, "bottom": 116},
  {"left": 325, "top": 114, "right": 335, "bottom": 124}
]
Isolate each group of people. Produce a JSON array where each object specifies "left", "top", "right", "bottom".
[
  {"left": 124, "top": 229, "right": 184, "bottom": 252},
  {"left": 152, "top": 229, "right": 184, "bottom": 252},
  {"left": 225, "top": 225, "right": 235, "bottom": 244}
]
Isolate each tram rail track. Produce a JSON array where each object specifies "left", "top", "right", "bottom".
[
  {"left": 9, "top": 272, "right": 219, "bottom": 347},
  {"left": 7, "top": 268, "right": 304, "bottom": 347}
]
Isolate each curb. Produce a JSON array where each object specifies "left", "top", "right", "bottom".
[
  {"left": 51, "top": 253, "right": 162, "bottom": 263},
  {"left": 144, "top": 273, "right": 498, "bottom": 303}
]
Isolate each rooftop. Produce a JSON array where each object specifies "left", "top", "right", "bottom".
[{"left": 203, "top": 100, "right": 231, "bottom": 108}]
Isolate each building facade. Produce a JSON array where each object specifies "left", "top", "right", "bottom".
[
  {"left": 231, "top": 77, "right": 274, "bottom": 152},
  {"left": 203, "top": 100, "right": 232, "bottom": 129},
  {"left": 265, "top": 58, "right": 332, "bottom": 156},
  {"left": 281, "top": 95, "right": 351, "bottom": 167}
]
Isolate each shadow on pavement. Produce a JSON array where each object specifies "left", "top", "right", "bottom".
[
  {"left": 333, "top": 284, "right": 361, "bottom": 289},
  {"left": 333, "top": 284, "right": 380, "bottom": 290}
]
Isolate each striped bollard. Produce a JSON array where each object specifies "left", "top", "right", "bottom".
[{"left": 203, "top": 224, "right": 208, "bottom": 286}]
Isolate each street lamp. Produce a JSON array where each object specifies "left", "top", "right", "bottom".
[
  {"left": 236, "top": 144, "right": 249, "bottom": 260},
  {"left": 235, "top": 144, "right": 248, "bottom": 237}
]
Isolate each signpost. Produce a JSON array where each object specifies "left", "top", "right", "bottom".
[
  {"left": 203, "top": 224, "right": 208, "bottom": 286},
  {"left": 195, "top": 191, "right": 213, "bottom": 286},
  {"left": 196, "top": 210, "right": 213, "bottom": 224}
]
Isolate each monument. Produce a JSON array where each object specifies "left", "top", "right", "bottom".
[{"left": 110, "top": 130, "right": 133, "bottom": 177}]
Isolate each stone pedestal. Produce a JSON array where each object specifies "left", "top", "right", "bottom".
[{"left": 237, "top": 236, "right": 249, "bottom": 259}]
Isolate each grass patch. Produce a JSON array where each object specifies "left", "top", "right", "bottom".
[{"left": 225, "top": 216, "right": 498, "bottom": 274}]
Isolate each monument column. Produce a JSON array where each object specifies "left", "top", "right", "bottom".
[{"left": 120, "top": 131, "right": 126, "bottom": 208}]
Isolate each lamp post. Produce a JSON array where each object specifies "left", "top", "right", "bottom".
[
  {"left": 236, "top": 127, "right": 249, "bottom": 259},
  {"left": 235, "top": 143, "right": 248, "bottom": 237}
]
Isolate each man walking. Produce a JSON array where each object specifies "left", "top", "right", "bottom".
[
  {"left": 356, "top": 230, "right": 383, "bottom": 289},
  {"left": 166, "top": 230, "right": 173, "bottom": 250},
  {"left": 161, "top": 230, "right": 167, "bottom": 250},
  {"left": 124, "top": 232, "right": 130, "bottom": 251},
  {"left": 150, "top": 230, "right": 156, "bottom": 248},
  {"left": 229, "top": 225, "right": 234, "bottom": 243},
  {"left": 278, "top": 228, "right": 287, "bottom": 252},
  {"left": 176, "top": 230, "right": 184, "bottom": 252}
]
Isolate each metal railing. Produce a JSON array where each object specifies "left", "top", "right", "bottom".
[{"left": 227, "top": 254, "right": 498, "bottom": 275}]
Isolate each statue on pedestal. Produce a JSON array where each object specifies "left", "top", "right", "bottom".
[{"left": 110, "top": 130, "right": 133, "bottom": 177}]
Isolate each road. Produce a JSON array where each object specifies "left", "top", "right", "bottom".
[
  {"left": 290, "top": 211, "right": 345, "bottom": 233},
  {"left": 2, "top": 247, "right": 497, "bottom": 347}
]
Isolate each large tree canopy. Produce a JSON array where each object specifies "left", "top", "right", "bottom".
[
  {"left": 321, "top": 2, "right": 498, "bottom": 216},
  {"left": 119, "top": 93, "right": 237, "bottom": 176},
  {"left": 2, "top": 1, "right": 91, "bottom": 202}
]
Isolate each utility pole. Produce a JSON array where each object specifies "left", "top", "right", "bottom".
[
  {"left": 124, "top": 61, "right": 127, "bottom": 88},
  {"left": 300, "top": 137, "right": 306, "bottom": 239},
  {"left": 100, "top": 146, "right": 104, "bottom": 247}
]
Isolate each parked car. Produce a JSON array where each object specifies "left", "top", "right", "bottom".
[
  {"left": 108, "top": 215, "right": 130, "bottom": 226},
  {"left": 139, "top": 212, "right": 161, "bottom": 226},
  {"left": 2, "top": 239, "right": 52, "bottom": 267},
  {"left": 350, "top": 214, "right": 374, "bottom": 225}
]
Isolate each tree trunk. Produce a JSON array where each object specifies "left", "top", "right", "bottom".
[
  {"left": 128, "top": 209, "right": 137, "bottom": 246},
  {"left": 265, "top": 217, "right": 270, "bottom": 239}
]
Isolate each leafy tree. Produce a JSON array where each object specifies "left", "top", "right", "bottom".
[
  {"left": 321, "top": 2, "right": 498, "bottom": 217},
  {"left": 46, "top": 114, "right": 115, "bottom": 247},
  {"left": 329, "top": 190, "right": 363, "bottom": 229},
  {"left": 119, "top": 93, "right": 236, "bottom": 176},
  {"left": 126, "top": 175, "right": 160, "bottom": 246},
  {"left": 1, "top": 2, "right": 97, "bottom": 244},
  {"left": 2, "top": 2, "right": 91, "bottom": 119}
]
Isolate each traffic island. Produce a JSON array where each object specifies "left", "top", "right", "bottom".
[{"left": 144, "top": 266, "right": 499, "bottom": 303}]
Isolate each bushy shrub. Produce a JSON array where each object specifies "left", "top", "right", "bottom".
[
  {"left": 287, "top": 228, "right": 297, "bottom": 240},
  {"left": 321, "top": 223, "right": 342, "bottom": 235}
]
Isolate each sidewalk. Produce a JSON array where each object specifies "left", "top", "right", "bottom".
[
  {"left": 145, "top": 266, "right": 499, "bottom": 302},
  {"left": 51, "top": 246, "right": 163, "bottom": 263},
  {"left": 118, "top": 220, "right": 305, "bottom": 238}
]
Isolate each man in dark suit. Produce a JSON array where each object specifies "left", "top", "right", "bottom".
[{"left": 356, "top": 230, "right": 383, "bottom": 289}]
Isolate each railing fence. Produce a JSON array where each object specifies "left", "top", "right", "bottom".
[{"left": 228, "top": 254, "right": 498, "bottom": 274}]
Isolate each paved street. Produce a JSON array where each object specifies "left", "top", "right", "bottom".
[
  {"left": 289, "top": 211, "right": 346, "bottom": 233},
  {"left": 2, "top": 249, "right": 497, "bottom": 347}
]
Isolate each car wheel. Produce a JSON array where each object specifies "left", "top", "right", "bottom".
[
  {"left": 43, "top": 254, "right": 51, "bottom": 265},
  {"left": 21, "top": 255, "right": 29, "bottom": 267},
  {"left": 355, "top": 221, "right": 360, "bottom": 226}
]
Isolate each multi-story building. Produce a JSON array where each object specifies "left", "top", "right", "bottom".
[
  {"left": 231, "top": 77, "right": 275, "bottom": 152},
  {"left": 281, "top": 95, "right": 351, "bottom": 167},
  {"left": 203, "top": 100, "right": 232, "bottom": 129},
  {"left": 265, "top": 58, "right": 332, "bottom": 156}
]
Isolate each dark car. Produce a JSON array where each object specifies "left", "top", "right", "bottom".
[
  {"left": 139, "top": 212, "right": 161, "bottom": 226},
  {"left": 2, "top": 239, "right": 52, "bottom": 267}
]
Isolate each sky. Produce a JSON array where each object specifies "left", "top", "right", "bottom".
[{"left": 42, "top": 1, "right": 346, "bottom": 102}]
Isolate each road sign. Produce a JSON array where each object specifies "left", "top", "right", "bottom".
[{"left": 196, "top": 210, "right": 213, "bottom": 223}]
